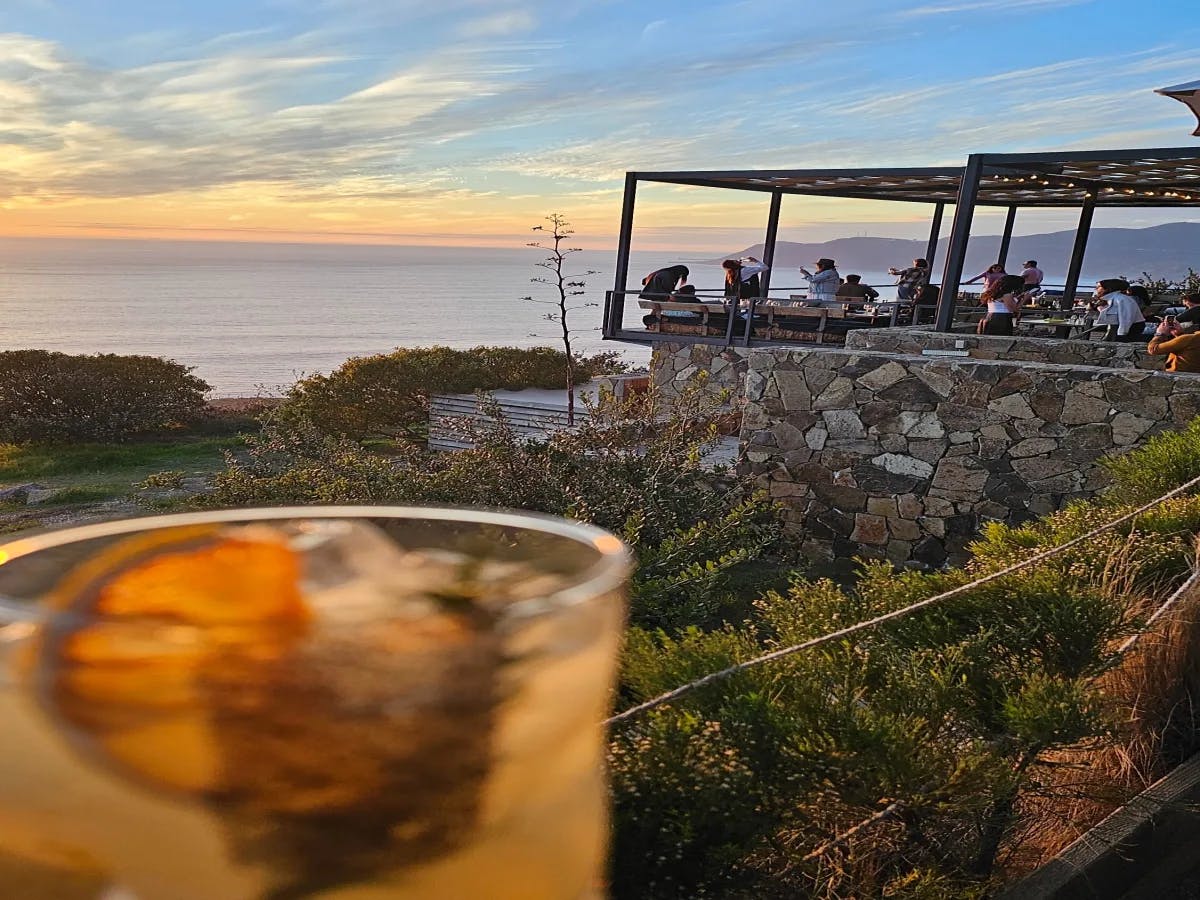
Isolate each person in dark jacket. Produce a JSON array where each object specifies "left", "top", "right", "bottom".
[
  {"left": 639, "top": 265, "right": 690, "bottom": 301},
  {"left": 640, "top": 265, "right": 692, "bottom": 327}
]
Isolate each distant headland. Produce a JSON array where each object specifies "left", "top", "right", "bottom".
[{"left": 712, "top": 222, "right": 1200, "bottom": 279}]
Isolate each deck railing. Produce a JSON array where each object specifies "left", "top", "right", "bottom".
[{"left": 603, "top": 282, "right": 1096, "bottom": 348}]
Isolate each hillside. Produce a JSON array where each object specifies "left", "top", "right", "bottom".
[{"left": 719, "top": 222, "right": 1200, "bottom": 280}]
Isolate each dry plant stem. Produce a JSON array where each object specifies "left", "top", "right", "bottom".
[{"left": 525, "top": 213, "right": 599, "bottom": 427}]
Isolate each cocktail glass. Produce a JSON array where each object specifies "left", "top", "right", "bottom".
[{"left": 0, "top": 506, "right": 630, "bottom": 900}]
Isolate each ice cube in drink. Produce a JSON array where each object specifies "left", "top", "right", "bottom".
[{"left": 0, "top": 509, "right": 628, "bottom": 899}]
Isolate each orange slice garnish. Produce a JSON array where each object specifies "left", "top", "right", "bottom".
[{"left": 36, "top": 527, "right": 310, "bottom": 795}]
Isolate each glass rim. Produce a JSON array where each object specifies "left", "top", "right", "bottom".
[{"left": 0, "top": 506, "right": 631, "bottom": 617}]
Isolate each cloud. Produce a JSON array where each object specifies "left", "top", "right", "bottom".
[
  {"left": 457, "top": 10, "right": 538, "bottom": 38},
  {"left": 640, "top": 19, "right": 667, "bottom": 41},
  {"left": 898, "top": 0, "right": 1091, "bottom": 15}
]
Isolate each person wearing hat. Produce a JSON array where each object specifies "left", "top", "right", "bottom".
[{"left": 798, "top": 258, "right": 840, "bottom": 305}]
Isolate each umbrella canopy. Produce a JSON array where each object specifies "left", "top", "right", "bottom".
[{"left": 1157, "top": 79, "right": 1200, "bottom": 136}]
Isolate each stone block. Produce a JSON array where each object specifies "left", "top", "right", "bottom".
[
  {"left": 822, "top": 408, "right": 866, "bottom": 439},
  {"left": 1110, "top": 412, "right": 1155, "bottom": 445},
  {"left": 908, "top": 439, "right": 950, "bottom": 465},
  {"left": 888, "top": 517, "right": 922, "bottom": 541},
  {"left": 805, "top": 426, "right": 828, "bottom": 451},
  {"left": 860, "top": 400, "right": 902, "bottom": 429},
  {"left": 880, "top": 377, "right": 944, "bottom": 406},
  {"left": 931, "top": 458, "right": 988, "bottom": 496},
  {"left": 987, "top": 392, "right": 1036, "bottom": 419},
  {"left": 898, "top": 410, "right": 946, "bottom": 438},
  {"left": 897, "top": 493, "right": 924, "bottom": 519},
  {"left": 1010, "top": 437, "right": 1057, "bottom": 458},
  {"left": 856, "top": 360, "right": 908, "bottom": 391},
  {"left": 813, "top": 481, "right": 868, "bottom": 512},
  {"left": 1011, "top": 455, "right": 1078, "bottom": 483},
  {"left": 851, "top": 513, "right": 889, "bottom": 545},
  {"left": 812, "top": 377, "right": 855, "bottom": 411},
  {"left": 913, "top": 536, "right": 948, "bottom": 565},
  {"left": 871, "top": 453, "right": 935, "bottom": 480},
  {"left": 1059, "top": 391, "right": 1113, "bottom": 425},
  {"left": 887, "top": 540, "right": 913, "bottom": 563},
  {"left": 776, "top": 371, "right": 811, "bottom": 411},
  {"left": 773, "top": 422, "right": 808, "bottom": 452},
  {"left": 867, "top": 497, "right": 898, "bottom": 517},
  {"left": 769, "top": 481, "right": 810, "bottom": 498}
]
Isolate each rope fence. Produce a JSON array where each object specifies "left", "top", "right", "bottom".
[{"left": 606, "top": 472, "right": 1200, "bottom": 726}]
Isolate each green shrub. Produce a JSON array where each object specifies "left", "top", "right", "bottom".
[
  {"left": 275, "top": 345, "right": 626, "bottom": 441},
  {"left": 1100, "top": 416, "right": 1200, "bottom": 504},
  {"left": 197, "top": 379, "right": 791, "bottom": 632},
  {"left": 0, "top": 350, "right": 209, "bottom": 443}
]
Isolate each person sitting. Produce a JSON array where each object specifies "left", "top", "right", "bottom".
[
  {"left": 1095, "top": 278, "right": 1146, "bottom": 342},
  {"left": 965, "top": 263, "right": 1008, "bottom": 293},
  {"left": 798, "top": 258, "right": 840, "bottom": 304},
  {"left": 910, "top": 282, "right": 940, "bottom": 324},
  {"left": 639, "top": 264, "right": 691, "bottom": 327},
  {"left": 835, "top": 274, "right": 879, "bottom": 307},
  {"left": 1147, "top": 318, "right": 1200, "bottom": 373},
  {"left": 887, "top": 258, "right": 930, "bottom": 301},
  {"left": 977, "top": 274, "right": 1024, "bottom": 336},
  {"left": 1159, "top": 291, "right": 1200, "bottom": 324}
]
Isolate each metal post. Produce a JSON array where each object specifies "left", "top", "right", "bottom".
[
  {"left": 997, "top": 204, "right": 1017, "bottom": 268},
  {"left": 607, "top": 173, "right": 638, "bottom": 336},
  {"left": 1061, "top": 199, "right": 1095, "bottom": 312},
  {"left": 925, "top": 202, "right": 944, "bottom": 268},
  {"left": 760, "top": 190, "right": 783, "bottom": 298},
  {"left": 934, "top": 154, "right": 985, "bottom": 332}
]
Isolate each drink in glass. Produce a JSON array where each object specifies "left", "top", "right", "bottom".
[{"left": 0, "top": 507, "right": 629, "bottom": 899}]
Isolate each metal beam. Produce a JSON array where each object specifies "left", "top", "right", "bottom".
[
  {"left": 997, "top": 205, "right": 1017, "bottom": 267},
  {"left": 925, "top": 202, "right": 945, "bottom": 267},
  {"left": 760, "top": 190, "right": 783, "bottom": 297},
  {"left": 607, "top": 173, "right": 637, "bottom": 337},
  {"left": 935, "top": 154, "right": 986, "bottom": 332},
  {"left": 1060, "top": 199, "right": 1095, "bottom": 311}
]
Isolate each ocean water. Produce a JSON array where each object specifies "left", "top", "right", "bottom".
[{"left": 0, "top": 238, "right": 905, "bottom": 396}]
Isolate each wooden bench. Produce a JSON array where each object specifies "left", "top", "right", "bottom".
[
  {"left": 755, "top": 305, "right": 853, "bottom": 343},
  {"left": 638, "top": 300, "right": 730, "bottom": 335}
]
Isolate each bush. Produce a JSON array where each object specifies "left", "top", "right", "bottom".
[
  {"left": 0, "top": 350, "right": 209, "bottom": 442},
  {"left": 1100, "top": 415, "right": 1200, "bottom": 504},
  {"left": 198, "top": 378, "right": 792, "bottom": 632},
  {"left": 275, "top": 345, "right": 626, "bottom": 441}
]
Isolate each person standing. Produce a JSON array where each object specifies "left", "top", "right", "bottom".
[
  {"left": 965, "top": 263, "right": 1008, "bottom": 292},
  {"left": 722, "top": 256, "right": 769, "bottom": 300},
  {"left": 639, "top": 265, "right": 690, "bottom": 300},
  {"left": 888, "top": 258, "right": 930, "bottom": 301},
  {"left": 1147, "top": 319, "right": 1200, "bottom": 373},
  {"left": 798, "top": 258, "right": 840, "bottom": 305},
  {"left": 1095, "top": 278, "right": 1146, "bottom": 342},
  {"left": 1020, "top": 260, "right": 1044, "bottom": 290},
  {"left": 977, "top": 274, "right": 1024, "bottom": 335}
]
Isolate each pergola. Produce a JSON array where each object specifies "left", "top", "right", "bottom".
[{"left": 604, "top": 147, "right": 1200, "bottom": 342}]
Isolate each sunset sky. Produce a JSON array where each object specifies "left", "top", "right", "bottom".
[{"left": 2, "top": 0, "right": 1199, "bottom": 250}]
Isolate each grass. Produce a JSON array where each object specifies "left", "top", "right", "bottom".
[{"left": 0, "top": 436, "right": 242, "bottom": 506}]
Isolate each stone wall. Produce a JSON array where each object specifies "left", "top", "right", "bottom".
[
  {"left": 740, "top": 348, "right": 1200, "bottom": 566},
  {"left": 846, "top": 328, "right": 1164, "bottom": 370},
  {"left": 649, "top": 342, "right": 749, "bottom": 399}
]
